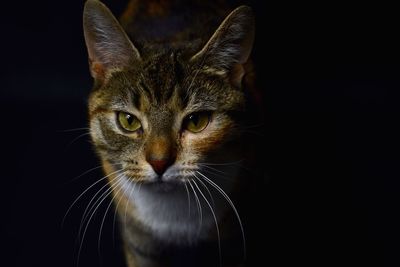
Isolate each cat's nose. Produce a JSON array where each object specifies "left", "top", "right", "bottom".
[
  {"left": 146, "top": 137, "right": 176, "bottom": 176},
  {"left": 147, "top": 158, "right": 174, "bottom": 176}
]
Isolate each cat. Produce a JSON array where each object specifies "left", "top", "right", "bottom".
[{"left": 83, "top": 0, "right": 257, "bottom": 266}]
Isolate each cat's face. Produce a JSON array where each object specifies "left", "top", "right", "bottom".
[
  {"left": 84, "top": 0, "right": 254, "bottom": 189},
  {"left": 89, "top": 52, "right": 245, "bottom": 187}
]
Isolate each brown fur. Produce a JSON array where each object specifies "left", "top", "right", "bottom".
[{"left": 83, "top": 0, "right": 256, "bottom": 266}]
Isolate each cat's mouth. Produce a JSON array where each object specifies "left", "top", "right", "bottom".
[{"left": 121, "top": 165, "right": 192, "bottom": 192}]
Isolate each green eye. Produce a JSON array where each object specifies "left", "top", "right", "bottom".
[
  {"left": 117, "top": 112, "right": 142, "bottom": 132},
  {"left": 184, "top": 112, "right": 210, "bottom": 133}
]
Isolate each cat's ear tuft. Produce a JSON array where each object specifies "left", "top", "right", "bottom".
[
  {"left": 83, "top": 0, "right": 141, "bottom": 83},
  {"left": 190, "top": 6, "right": 255, "bottom": 88}
]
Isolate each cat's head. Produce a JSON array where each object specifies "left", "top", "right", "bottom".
[{"left": 83, "top": 0, "right": 254, "bottom": 188}]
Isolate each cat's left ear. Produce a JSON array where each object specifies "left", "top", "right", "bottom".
[
  {"left": 83, "top": 0, "right": 141, "bottom": 84},
  {"left": 190, "top": 6, "right": 255, "bottom": 88}
]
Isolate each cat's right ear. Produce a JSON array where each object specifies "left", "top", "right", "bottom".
[{"left": 83, "top": 0, "right": 140, "bottom": 84}]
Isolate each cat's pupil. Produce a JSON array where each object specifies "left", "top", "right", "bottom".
[
  {"left": 126, "top": 114, "right": 134, "bottom": 124},
  {"left": 190, "top": 114, "right": 199, "bottom": 125}
]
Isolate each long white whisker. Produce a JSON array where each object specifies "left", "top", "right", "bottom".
[
  {"left": 112, "top": 176, "right": 134, "bottom": 246},
  {"left": 78, "top": 171, "right": 124, "bottom": 237},
  {"left": 123, "top": 181, "right": 142, "bottom": 229},
  {"left": 183, "top": 182, "right": 191, "bottom": 217},
  {"left": 62, "top": 168, "right": 124, "bottom": 228},
  {"left": 58, "top": 127, "right": 90, "bottom": 133},
  {"left": 79, "top": 173, "right": 125, "bottom": 239},
  {"left": 188, "top": 179, "right": 203, "bottom": 229},
  {"left": 192, "top": 178, "right": 222, "bottom": 267},
  {"left": 199, "top": 161, "right": 253, "bottom": 178},
  {"left": 203, "top": 159, "right": 252, "bottom": 174},
  {"left": 197, "top": 171, "right": 247, "bottom": 260},
  {"left": 63, "top": 165, "right": 105, "bottom": 186},
  {"left": 194, "top": 174, "right": 215, "bottom": 209},
  {"left": 199, "top": 164, "right": 230, "bottom": 176},
  {"left": 123, "top": 180, "right": 138, "bottom": 231},
  {"left": 67, "top": 132, "right": 90, "bottom": 147},
  {"left": 77, "top": 174, "right": 125, "bottom": 265},
  {"left": 97, "top": 174, "right": 128, "bottom": 255},
  {"left": 199, "top": 167, "right": 233, "bottom": 181},
  {"left": 198, "top": 159, "right": 244, "bottom": 166}
]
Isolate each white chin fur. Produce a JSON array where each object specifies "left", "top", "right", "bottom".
[{"left": 120, "top": 175, "right": 221, "bottom": 245}]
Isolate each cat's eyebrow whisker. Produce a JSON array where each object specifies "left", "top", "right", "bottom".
[
  {"left": 196, "top": 171, "right": 247, "bottom": 261},
  {"left": 191, "top": 177, "right": 222, "bottom": 267},
  {"left": 77, "top": 173, "right": 126, "bottom": 265},
  {"left": 62, "top": 168, "right": 124, "bottom": 228}
]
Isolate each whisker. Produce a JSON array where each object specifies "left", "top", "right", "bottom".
[
  {"left": 63, "top": 165, "right": 105, "bottom": 186},
  {"left": 112, "top": 177, "right": 134, "bottom": 246},
  {"left": 199, "top": 164, "right": 229, "bottom": 175},
  {"left": 79, "top": 172, "right": 125, "bottom": 239},
  {"left": 198, "top": 159, "right": 244, "bottom": 166},
  {"left": 66, "top": 132, "right": 91, "bottom": 148},
  {"left": 187, "top": 179, "right": 203, "bottom": 229},
  {"left": 200, "top": 160, "right": 253, "bottom": 175},
  {"left": 58, "top": 127, "right": 90, "bottom": 133},
  {"left": 194, "top": 174, "right": 215, "bottom": 209},
  {"left": 192, "top": 178, "right": 222, "bottom": 267},
  {"left": 97, "top": 174, "right": 129, "bottom": 255},
  {"left": 77, "top": 173, "right": 126, "bottom": 265},
  {"left": 62, "top": 168, "right": 124, "bottom": 228},
  {"left": 200, "top": 163, "right": 253, "bottom": 181},
  {"left": 78, "top": 171, "right": 124, "bottom": 238},
  {"left": 183, "top": 182, "right": 191, "bottom": 217},
  {"left": 123, "top": 179, "right": 138, "bottom": 232},
  {"left": 199, "top": 167, "right": 233, "bottom": 181},
  {"left": 197, "top": 171, "right": 247, "bottom": 260}
]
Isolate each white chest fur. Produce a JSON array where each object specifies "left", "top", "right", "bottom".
[{"left": 120, "top": 176, "right": 225, "bottom": 244}]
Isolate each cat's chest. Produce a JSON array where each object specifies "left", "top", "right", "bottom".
[{"left": 120, "top": 176, "right": 226, "bottom": 244}]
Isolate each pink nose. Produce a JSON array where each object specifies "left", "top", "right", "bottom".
[{"left": 147, "top": 159, "right": 172, "bottom": 175}]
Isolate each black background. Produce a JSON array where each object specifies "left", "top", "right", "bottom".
[{"left": 0, "top": 0, "right": 398, "bottom": 266}]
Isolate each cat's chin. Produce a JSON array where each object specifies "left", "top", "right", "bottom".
[{"left": 143, "top": 180, "right": 181, "bottom": 193}]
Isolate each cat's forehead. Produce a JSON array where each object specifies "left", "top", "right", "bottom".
[
  {"left": 140, "top": 51, "right": 183, "bottom": 93},
  {"left": 122, "top": 51, "right": 180, "bottom": 103},
  {"left": 102, "top": 50, "right": 240, "bottom": 113}
]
